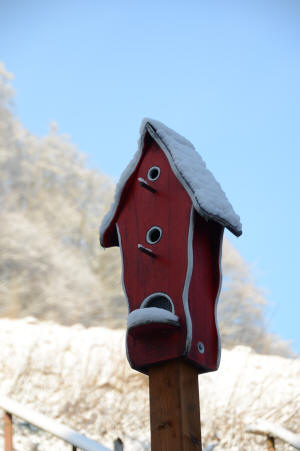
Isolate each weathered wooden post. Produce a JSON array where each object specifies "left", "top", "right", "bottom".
[
  {"left": 149, "top": 359, "right": 201, "bottom": 450},
  {"left": 267, "top": 435, "right": 275, "bottom": 451},
  {"left": 100, "top": 119, "right": 242, "bottom": 450},
  {"left": 4, "top": 411, "right": 13, "bottom": 451},
  {"left": 113, "top": 438, "right": 124, "bottom": 451}
]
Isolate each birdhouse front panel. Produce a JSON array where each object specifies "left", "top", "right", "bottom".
[{"left": 116, "top": 136, "right": 193, "bottom": 370}]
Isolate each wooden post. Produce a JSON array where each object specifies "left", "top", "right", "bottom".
[
  {"left": 114, "top": 438, "right": 124, "bottom": 451},
  {"left": 267, "top": 435, "right": 275, "bottom": 450},
  {"left": 4, "top": 411, "right": 13, "bottom": 451},
  {"left": 149, "top": 359, "right": 202, "bottom": 451}
]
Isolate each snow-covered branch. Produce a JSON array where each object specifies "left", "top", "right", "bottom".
[
  {"left": 246, "top": 421, "right": 300, "bottom": 449},
  {"left": 0, "top": 395, "right": 111, "bottom": 451}
]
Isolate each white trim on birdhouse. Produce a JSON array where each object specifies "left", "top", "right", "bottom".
[
  {"left": 182, "top": 207, "right": 194, "bottom": 356},
  {"left": 116, "top": 223, "right": 130, "bottom": 312},
  {"left": 100, "top": 119, "right": 242, "bottom": 245},
  {"left": 147, "top": 166, "right": 161, "bottom": 181},
  {"left": 215, "top": 228, "right": 224, "bottom": 369}
]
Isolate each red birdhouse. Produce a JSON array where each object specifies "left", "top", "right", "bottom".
[{"left": 100, "top": 119, "right": 242, "bottom": 374}]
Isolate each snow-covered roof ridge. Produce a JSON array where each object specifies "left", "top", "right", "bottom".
[
  {"left": 100, "top": 118, "right": 242, "bottom": 244},
  {"left": 144, "top": 119, "right": 242, "bottom": 236}
]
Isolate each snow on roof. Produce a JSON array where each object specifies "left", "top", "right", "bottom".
[{"left": 100, "top": 119, "right": 242, "bottom": 245}]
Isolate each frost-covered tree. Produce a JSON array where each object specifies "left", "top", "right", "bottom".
[
  {"left": 0, "top": 62, "right": 123, "bottom": 326},
  {"left": 0, "top": 62, "right": 292, "bottom": 355},
  {"left": 220, "top": 240, "right": 292, "bottom": 355}
]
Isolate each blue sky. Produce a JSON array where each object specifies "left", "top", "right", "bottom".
[{"left": 1, "top": 0, "right": 300, "bottom": 353}]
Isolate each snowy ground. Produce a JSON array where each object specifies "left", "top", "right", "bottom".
[{"left": 0, "top": 318, "right": 299, "bottom": 450}]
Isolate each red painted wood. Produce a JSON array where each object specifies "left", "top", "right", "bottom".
[
  {"left": 187, "top": 214, "right": 223, "bottom": 372},
  {"left": 117, "top": 137, "right": 192, "bottom": 371},
  {"left": 128, "top": 322, "right": 180, "bottom": 340},
  {"left": 104, "top": 131, "right": 223, "bottom": 373}
]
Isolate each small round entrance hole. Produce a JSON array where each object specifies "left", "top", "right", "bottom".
[
  {"left": 147, "top": 166, "right": 160, "bottom": 181},
  {"left": 146, "top": 226, "right": 162, "bottom": 244},
  {"left": 143, "top": 293, "right": 173, "bottom": 312},
  {"left": 197, "top": 342, "right": 205, "bottom": 354}
]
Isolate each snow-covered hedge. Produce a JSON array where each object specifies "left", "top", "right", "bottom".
[{"left": 0, "top": 318, "right": 299, "bottom": 450}]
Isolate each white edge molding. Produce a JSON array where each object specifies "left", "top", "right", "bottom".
[
  {"left": 215, "top": 228, "right": 224, "bottom": 369},
  {"left": 183, "top": 207, "right": 194, "bottom": 356},
  {"left": 116, "top": 224, "right": 133, "bottom": 368}
]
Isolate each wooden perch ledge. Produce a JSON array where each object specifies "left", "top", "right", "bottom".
[{"left": 246, "top": 420, "right": 300, "bottom": 450}]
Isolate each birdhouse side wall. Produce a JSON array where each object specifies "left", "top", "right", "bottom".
[{"left": 187, "top": 214, "right": 224, "bottom": 372}]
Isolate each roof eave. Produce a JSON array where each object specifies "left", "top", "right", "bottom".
[
  {"left": 100, "top": 120, "right": 242, "bottom": 246},
  {"left": 145, "top": 122, "right": 242, "bottom": 237}
]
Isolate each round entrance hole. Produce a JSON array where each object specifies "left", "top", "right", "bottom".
[
  {"left": 141, "top": 292, "right": 174, "bottom": 312},
  {"left": 146, "top": 226, "right": 162, "bottom": 245},
  {"left": 197, "top": 342, "right": 205, "bottom": 354},
  {"left": 147, "top": 166, "right": 160, "bottom": 182}
]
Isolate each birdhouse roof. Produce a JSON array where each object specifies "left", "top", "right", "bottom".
[{"left": 100, "top": 119, "right": 242, "bottom": 246}]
